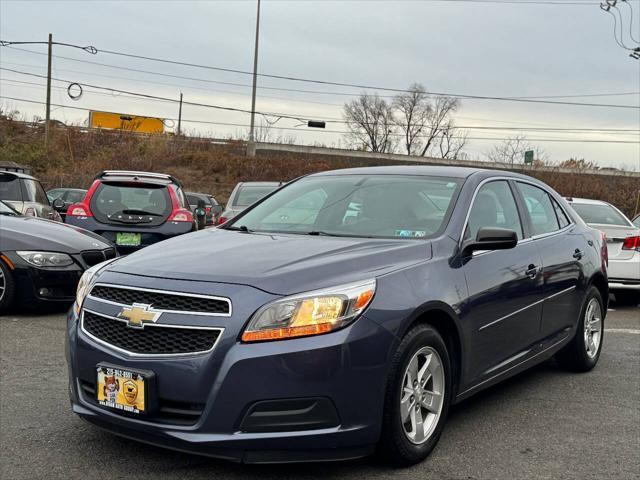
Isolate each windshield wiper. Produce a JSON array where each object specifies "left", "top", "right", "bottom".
[
  {"left": 225, "top": 225, "right": 252, "bottom": 233},
  {"left": 306, "top": 230, "right": 373, "bottom": 238},
  {"left": 120, "top": 209, "right": 162, "bottom": 216}
]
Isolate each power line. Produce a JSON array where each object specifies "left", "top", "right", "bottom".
[
  {"left": 8, "top": 46, "right": 639, "bottom": 103},
  {"left": 2, "top": 95, "right": 639, "bottom": 144},
  {"left": 3, "top": 74, "right": 639, "bottom": 136},
  {"left": 2, "top": 42, "right": 638, "bottom": 109}
]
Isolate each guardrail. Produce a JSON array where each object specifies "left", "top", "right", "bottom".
[{"left": 254, "top": 142, "right": 640, "bottom": 178}]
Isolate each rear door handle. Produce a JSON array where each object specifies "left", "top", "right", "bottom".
[
  {"left": 573, "top": 249, "right": 583, "bottom": 260},
  {"left": 525, "top": 264, "right": 538, "bottom": 279}
]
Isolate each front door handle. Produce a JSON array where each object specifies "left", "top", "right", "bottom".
[
  {"left": 525, "top": 264, "right": 538, "bottom": 279},
  {"left": 573, "top": 249, "right": 583, "bottom": 260}
]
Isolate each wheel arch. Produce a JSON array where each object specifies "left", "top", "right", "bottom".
[
  {"left": 588, "top": 271, "right": 609, "bottom": 313},
  {"left": 401, "top": 302, "right": 464, "bottom": 399}
]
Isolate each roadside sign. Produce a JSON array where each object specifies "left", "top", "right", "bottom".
[
  {"left": 89, "top": 111, "right": 165, "bottom": 134},
  {"left": 524, "top": 150, "right": 534, "bottom": 164}
]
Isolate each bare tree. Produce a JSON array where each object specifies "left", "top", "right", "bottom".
[
  {"left": 392, "top": 83, "right": 431, "bottom": 155},
  {"left": 420, "top": 96, "right": 462, "bottom": 157},
  {"left": 343, "top": 93, "right": 395, "bottom": 153},
  {"left": 487, "top": 134, "right": 547, "bottom": 165},
  {"left": 438, "top": 123, "right": 468, "bottom": 160}
]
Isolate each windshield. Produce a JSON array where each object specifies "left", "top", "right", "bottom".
[
  {"left": 0, "top": 200, "right": 19, "bottom": 215},
  {"left": 233, "top": 185, "right": 278, "bottom": 207},
  {"left": 571, "top": 203, "right": 631, "bottom": 227},
  {"left": 21, "top": 179, "right": 50, "bottom": 204},
  {"left": 0, "top": 175, "right": 22, "bottom": 201},
  {"left": 229, "top": 174, "right": 462, "bottom": 239},
  {"left": 91, "top": 183, "right": 172, "bottom": 219}
]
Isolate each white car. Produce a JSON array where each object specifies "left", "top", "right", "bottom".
[{"left": 567, "top": 197, "right": 640, "bottom": 305}]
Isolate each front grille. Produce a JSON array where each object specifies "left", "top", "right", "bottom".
[
  {"left": 89, "top": 285, "right": 230, "bottom": 315},
  {"left": 81, "top": 248, "right": 117, "bottom": 267},
  {"left": 82, "top": 311, "right": 221, "bottom": 355},
  {"left": 79, "top": 380, "right": 204, "bottom": 425}
]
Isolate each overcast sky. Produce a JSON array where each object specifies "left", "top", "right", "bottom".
[{"left": 1, "top": 0, "right": 639, "bottom": 168}]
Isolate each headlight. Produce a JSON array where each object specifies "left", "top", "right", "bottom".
[
  {"left": 16, "top": 251, "right": 73, "bottom": 267},
  {"left": 241, "top": 279, "right": 376, "bottom": 342},
  {"left": 74, "top": 258, "right": 118, "bottom": 315}
]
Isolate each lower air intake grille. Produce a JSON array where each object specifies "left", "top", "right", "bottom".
[{"left": 82, "top": 311, "right": 221, "bottom": 355}]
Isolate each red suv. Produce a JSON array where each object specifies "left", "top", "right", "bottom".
[{"left": 65, "top": 171, "right": 194, "bottom": 253}]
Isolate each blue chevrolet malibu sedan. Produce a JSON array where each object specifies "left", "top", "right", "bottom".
[{"left": 66, "top": 166, "right": 608, "bottom": 465}]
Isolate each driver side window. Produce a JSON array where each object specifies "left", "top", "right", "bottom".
[{"left": 466, "top": 181, "right": 523, "bottom": 241}]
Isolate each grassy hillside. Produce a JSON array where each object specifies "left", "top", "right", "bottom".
[{"left": 1, "top": 117, "right": 638, "bottom": 217}]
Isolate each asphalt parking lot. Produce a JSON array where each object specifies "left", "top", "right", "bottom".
[{"left": 0, "top": 303, "right": 638, "bottom": 480}]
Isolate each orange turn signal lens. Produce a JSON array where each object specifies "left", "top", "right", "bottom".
[{"left": 241, "top": 323, "right": 333, "bottom": 342}]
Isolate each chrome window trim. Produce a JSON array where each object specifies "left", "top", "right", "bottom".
[
  {"left": 459, "top": 176, "right": 576, "bottom": 250},
  {"left": 478, "top": 286, "right": 576, "bottom": 331},
  {"left": 80, "top": 308, "right": 225, "bottom": 358},
  {"left": 87, "top": 283, "right": 232, "bottom": 317}
]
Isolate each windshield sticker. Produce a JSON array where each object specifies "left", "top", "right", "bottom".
[{"left": 395, "top": 230, "right": 427, "bottom": 238}]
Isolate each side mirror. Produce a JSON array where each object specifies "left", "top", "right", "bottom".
[
  {"left": 211, "top": 204, "right": 223, "bottom": 215},
  {"left": 52, "top": 198, "right": 65, "bottom": 211},
  {"left": 463, "top": 227, "right": 518, "bottom": 255}
]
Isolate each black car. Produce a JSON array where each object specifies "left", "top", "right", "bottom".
[
  {"left": 186, "top": 192, "right": 223, "bottom": 226},
  {"left": 64, "top": 171, "right": 195, "bottom": 253},
  {"left": 67, "top": 166, "right": 608, "bottom": 465},
  {"left": 47, "top": 188, "right": 88, "bottom": 221},
  {"left": 0, "top": 200, "right": 116, "bottom": 312}
]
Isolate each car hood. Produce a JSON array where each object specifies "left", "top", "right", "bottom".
[
  {"left": 109, "top": 228, "right": 431, "bottom": 295},
  {"left": 0, "top": 215, "right": 112, "bottom": 252}
]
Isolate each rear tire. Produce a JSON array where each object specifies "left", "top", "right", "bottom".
[
  {"left": 613, "top": 291, "right": 639, "bottom": 306},
  {"left": 555, "top": 286, "right": 604, "bottom": 372},
  {"left": 0, "top": 260, "right": 16, "bottom": 314},
  {"left": 378, "top": 324, "right": 452, "bottom": 466}
]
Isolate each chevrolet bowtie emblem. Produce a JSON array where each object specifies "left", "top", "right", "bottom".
[{"left": 117, "top": 303, "right": 162, "bottom": 328}]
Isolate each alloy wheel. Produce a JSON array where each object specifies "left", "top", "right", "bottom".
[
  {"left": 400, "top": 346, "right": 445, "bottom": 445},
  {"left": 0, "top": 267, "right": 5, "bottom": 302},
  {"left": 583, "top": 298, "right": 602, "bottom": 359}
]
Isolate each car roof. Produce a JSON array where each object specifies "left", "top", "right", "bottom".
[
  {"left": 0, "top": 170, "right": 38, "bottom": 181},
  {"left": 95, "top": 170, "right": 182, "bottom": 187},
  {"left": 308, "top": 165, "right": 513, "bottom": 179},
  {"left": 565, "top": 197, "right": 610, "bottom": 206},
  {"left": 48, "top": 187, "right": 87, "bottom": 192},
  {"left": 237, "top": 181, "right": 281, "bottom": 187}
]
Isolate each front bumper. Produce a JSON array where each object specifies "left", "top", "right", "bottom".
[
  {"left": 5, "top": 253, "right": 83, "bottom": 305},
  {"left": 66, "top": 277, "right": 395, "bottom": 462}
]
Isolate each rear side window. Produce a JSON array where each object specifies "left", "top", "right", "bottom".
[
  {"left": 517, "top": 183, "right": 560, "bottom": 236},
  {"left": 0, "top": 176, "right": 21, "bottom": 201},
  {"left": 466, "top": 180, "right": 523, "bottom": 240},
  {"left": 552, "top": 198, "right": 571, "bottom": 229},
  {"left": 21, "top": 179, "right": 49, "bottom": 205},
  {"left": 91, "top": 183, "right": 172, "bottom": 220},
  {"left": 65, "top": 190, "right": 86, "bottom": 203},
  {"left": 570, "top": 203, "right": 631, "bottom": 227},
  {"left": 233, "top": 185, "right": 277, "bottom": 207}
]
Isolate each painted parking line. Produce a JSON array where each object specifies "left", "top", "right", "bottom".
[{"left": 604, "top": 328, "right": 640, "bottom": 334}]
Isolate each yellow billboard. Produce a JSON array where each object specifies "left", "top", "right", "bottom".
[{"left": 89, "top": 111, "right": 165, "bottom": 134}]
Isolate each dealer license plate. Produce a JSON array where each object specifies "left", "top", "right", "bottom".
[
  {"left": 116, "top": 232, "right": 141, "bottom": 246},
  {"left": 96, "top": 366, "right": 146, "bottom": 414}
]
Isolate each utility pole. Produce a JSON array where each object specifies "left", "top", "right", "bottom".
[
  {"left": 247, "top": 0, "right": 261, "bottom": 157},
  {"left": 177, "top": 92, "right": 183, "bottom": 136},
  {"left": 44, "top": 33, "right": 53, "bottom": 148}
]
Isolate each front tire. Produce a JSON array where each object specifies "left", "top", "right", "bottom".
[
  {"left": 378, "top": 324, "right": 452, "bottom": 466},
  {"left": 555, "top": 286, "right": 604, "bottom": 372},
  {"left": 0, "top": 260, "right": 16, "bottom": 314}
]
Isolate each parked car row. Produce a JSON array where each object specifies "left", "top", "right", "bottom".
[{"left": 1, "top": 165, "right": 637, "bottom": 313}]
